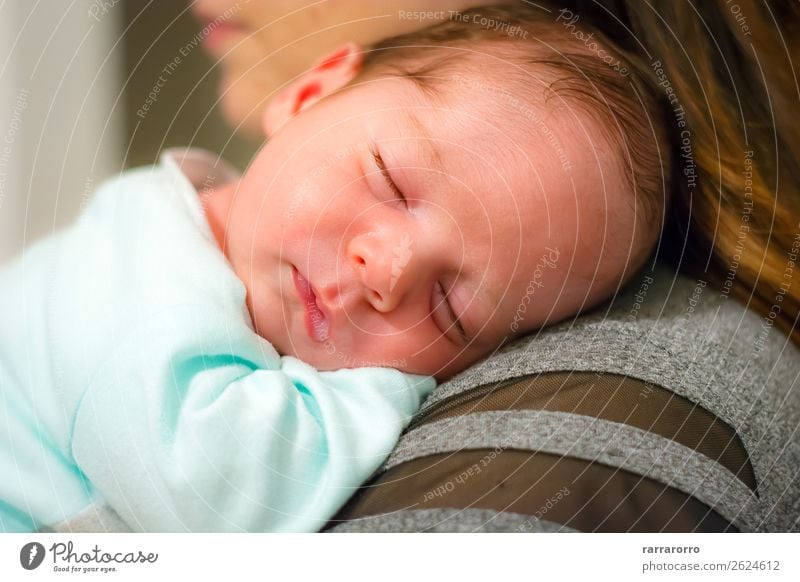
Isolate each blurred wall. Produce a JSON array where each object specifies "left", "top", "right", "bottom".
[
  {"left": 0, "top": 0, "right": 256, "bottom": 264},
  {"left": 0, "top": 0, "right": 124, "bottom": 263},
  {"left": 121, "top": 0, "right": 255, "bottom": 170}
]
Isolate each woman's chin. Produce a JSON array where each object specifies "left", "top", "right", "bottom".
[{"left": 218, "top": 72, "right": 271, "bottom": 138}]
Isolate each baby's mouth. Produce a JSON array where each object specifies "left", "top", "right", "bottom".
[{"left": 292, "top": 266, "right": 330, "bottom": 342}]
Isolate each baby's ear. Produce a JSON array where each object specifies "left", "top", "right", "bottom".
[{"left": 263, "top": 42, "right": 364, "bottom": 137}]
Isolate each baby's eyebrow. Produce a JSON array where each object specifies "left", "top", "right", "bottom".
[{"left": 401, "top": 110, "right": 446, "bottom": 177}]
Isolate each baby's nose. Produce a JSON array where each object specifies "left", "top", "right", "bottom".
[{"left": 346, "top": 231, "right": 420, "bottom": 313}]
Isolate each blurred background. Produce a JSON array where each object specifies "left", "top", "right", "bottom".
[{"left": 0, "top": 0, "right": 256, "bottom": 263}]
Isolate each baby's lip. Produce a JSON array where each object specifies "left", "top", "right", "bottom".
[{"left": 292, "top": 265, "right": 331, "bottom": 342}]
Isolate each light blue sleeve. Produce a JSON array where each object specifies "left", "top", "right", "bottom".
[
  {"left": 70, "top": 308, "right": 435, "bottom": 532},
  {"left": 39, "top": 162, "right": 437, "bottom": 532}
]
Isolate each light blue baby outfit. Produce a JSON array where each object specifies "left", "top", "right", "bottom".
[{"left": 0, "top": 148, "right": 436, "bottom": 532}]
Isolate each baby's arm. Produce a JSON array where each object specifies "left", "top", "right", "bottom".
[{"left": 69, "top": 308, "right": 434, "bottom": 532}]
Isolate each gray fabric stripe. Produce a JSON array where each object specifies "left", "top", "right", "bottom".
[
  {"left": 326, "top": 508, "right": 575, "bottom": 532},
  {"left": 385, "top": 410, "right": 761, "bottom": 531},
  {"left": 44, "top": 502, "right": 132, "bottom": 533}
]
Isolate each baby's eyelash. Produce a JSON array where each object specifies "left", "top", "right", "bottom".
[
  {"left": 444, "top": 285, "right": 469, "bottom": 343},
  {"left": 436, "top": 281, "right": 469, "bottom": 344},
  {"left": 371, "top": 148, "right": 407, "bottom": 206}
]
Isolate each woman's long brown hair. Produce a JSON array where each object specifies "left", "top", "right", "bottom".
[{"left": 572, "top": 0, "right": 800, "bottom": 346}]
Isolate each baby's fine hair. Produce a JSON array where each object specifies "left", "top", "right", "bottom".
[{"left": 353, "top": 2, "right": 670, "bottom": 234}]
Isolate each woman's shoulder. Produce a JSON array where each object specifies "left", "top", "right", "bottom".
[{"left": 349, "top": 264, "right": 800, "bottom": 532}]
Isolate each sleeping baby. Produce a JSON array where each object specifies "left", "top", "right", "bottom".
[{"left": 0, "top": 4, "right": 667, "bottom": 532}]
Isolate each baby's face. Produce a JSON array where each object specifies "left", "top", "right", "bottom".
[{"left": 212, "top": 72, "right": 638, "bottom": 381}]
